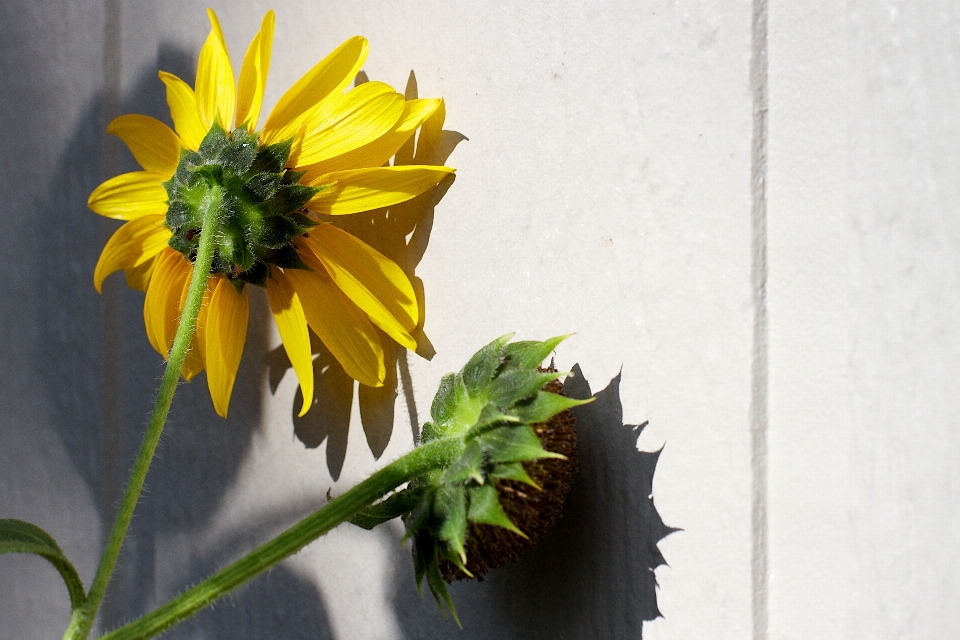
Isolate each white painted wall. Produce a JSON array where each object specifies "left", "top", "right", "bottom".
[{"left": 1, "top": 1, "right": 958, "bottom": 638}]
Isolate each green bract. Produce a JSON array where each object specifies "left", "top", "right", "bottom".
[
  {"left": 350, "top": 334, "right": 590, "bottom": 623},
  {"left": 163, "top": 123, "right": 320, "bottom": 289}
]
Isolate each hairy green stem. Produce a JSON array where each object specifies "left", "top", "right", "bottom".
[
  {"left": 64, "top": 188, "right": 224, "bottom": 640},
  {"left": 99, "top": 438, "right": 464, "bottom": 640}
]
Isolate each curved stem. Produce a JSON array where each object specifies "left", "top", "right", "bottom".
[
  {"left": 65, "top": 188, "right": 224, "bottom": 640},
  {"left": 99, "top": 437, "right": 464, "bottom": 640}
]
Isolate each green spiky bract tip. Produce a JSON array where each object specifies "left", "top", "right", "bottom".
[{"left": 349, "top": 334, "right": 591, "bottom": 622}]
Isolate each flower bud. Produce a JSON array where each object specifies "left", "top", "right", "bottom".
[{"left": 350, "top": 334, "right": 591, "bottom": 623}]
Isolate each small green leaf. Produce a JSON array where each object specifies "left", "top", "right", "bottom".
[
  {"left": 503, "top": 334, "right": 572, "bottom": 369},
  {"left": 441, "top": 439, "right": 484, "bottom": 485},
  {"left": 480, "top": 425, "right": 566, "bottom": 464},
  {"left": 487, "top": 369, "right": 565, "bottom": 410},
  {"left": 0, "top": 519, "right": 86, "bottom": 610},
  {"left": 349, "top": 487, "right": 423, "bottom": 530},
  {"left": 461, "top": 333, "right": 512, "bottom": 397},
  {"left": 514, "top": 391, "right": 593, "bottom": 424},
  {"left": 488, "top": 461, "right": 539, "bottom": 488},
  {"left": 467, "top": 485, "right": 527, "bottom": 537}
]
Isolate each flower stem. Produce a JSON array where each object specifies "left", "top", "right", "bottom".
[
  {"left": 98, "top": 437, "right": 464, "bottom": 640},
  {"left": 64, "top": 188, "right": 224, "bottom": 640}
]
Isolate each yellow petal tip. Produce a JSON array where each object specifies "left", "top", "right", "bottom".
[{"left": 297, "top": 400, "right": 311, "bottom": 418}]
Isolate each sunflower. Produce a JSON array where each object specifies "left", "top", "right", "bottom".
[{"left": 88, "top": 9, "right": 454, "bottom": 418}]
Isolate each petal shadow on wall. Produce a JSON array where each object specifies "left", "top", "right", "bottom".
[
  {"left": 267, "top": 69, "right": 466, "bottom": 480},
  {"left": 388, "top": 367, "right": 677, "bottom": 640}
]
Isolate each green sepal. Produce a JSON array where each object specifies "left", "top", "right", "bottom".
[
  {"left": 420, "top": 421, "right": 440, "bottom": 443},
  {"left": 488, "top": 461, "right": 539, "bottom": 488},
  {"left": 461, "top": 333, "right": 512, "bottom": 397},
  {"left": 167, "top": 149, "right": 202, "bottom": 197},
  {"left": 167, "top": 233, "right": 194, "bottom": 257},
  {"left": 228, "top": 277, "right": 248, "bottom": 295},
  {"left": 349, "top": 487, "right": 423, "bottom": 530},
  {"left": 503, "top": 334, "right": 572, "bottom": 369},
  {"left": 267, "top": 184, "right": 319, "bottom": 214},
  {"left": 429, "top": 373, "right": 461, "bottom": 429},
  {"left": 402, "top": 487, "right": 433, "bottom": 542},
  {"left": 234, "top": 260, "right": 269, "bottom": 287},
  {"left": 412, "top": 532, "right": 430, "bottom": 597},
  {"left": 165, "top": 200, "right": 192, "bottom": 230},
  {"left": 250, "top": 137, "right": 293, "bottom": 175},
  {"left": 487, "top": 369, "right": 565, "bottom": 410},
  {"left": 282, "top": 169, "right": 306, "bottom": 185},
  {"left": 245, "top": 173, "right": 283, "bottom": 200},
  {"left": 218, "top": 128, "right": 258, "bottom": 174},
  {"left": 439, "top": 540, "right": 473, "bottom": 577},
  {"left": 0, "top": 519, "right": 86, "bottom": 610},
  {"left": 254, "top": 216, "right": 308, "bottom": 250},
  {"left": 480, "top": 424, "right": 565, "bottom": 464},
  {"left": 468, "top": 403, "right": 520, "bottom": 434},
  {"left": 513, "top": 391, "right": 593, "bottom": 424},
  {"left": 428, "top": 373, "right": 480, "bottom": 440},
  {"left": 191, "top": 163, "right": 224, "bottom": 186},
  {"left": 424, "top": 546, "right": 461, "bottom": 627},
  {"left": 196, "top": 121, "right": 228, "bottom": 160},
  {"left": 433, "top": 485, "right": 467, "bottom": 564},
  {"left": 286, "top": 212, "right": 318, "bottom": 231},
  {"left": 440, "top": 439, "right": 484, "bottom": 485},
  {"left": 268, "top": 245, "right": 310, "bottom": 271},
  {"left": 467, "top": 484, "right": 526, "bottom": 537}
]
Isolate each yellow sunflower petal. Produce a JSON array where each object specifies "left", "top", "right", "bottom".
[
  {"left": 180, "top": 275, "right": 213, "bottom": 382},
  {"left": 287, "top": 81, "right": 404, "bottom": 167},
  {"left": 266, "top": 270, "right": 314, "bottom": 416},
  {"left": 205, "top": 278, "right": 249, "bottom": 418},
  {"left": 299, "top": 98, "right": 441, "bottom": 179},
  {"left": 124, "top": 253, "right": 159, "bottom": 292},
  {"left": 107, "top": 114, "right": 181, "bottom": 176},
  {"left": 143, "top": 248, "right": 191, "bottom": 356},
  {"left": 93, "top": 215, "right": 170, "bottom": 292},
  {"left": 297, "top": 227, "right": 417, "bottom": 350},
  {"left": 159, "top": 71, "right": 207, "bottom": 151},
  {"left": 196, "top": 8, "right": 236, "bottom": 131},
  {"left": 236, "top": 10, "right": 274, "bottom": 132},
  {"left": 88, "top": 171, "right": 169, "bottom": 220},
  {"left": 261, "top": 36, "right": 368, "bottom": 145},
  {"left": 307, "top": 165, "right": 454, "bottom": 215},
  {"left": 286, "top": 267, "right": 385, "bottom": 387}
]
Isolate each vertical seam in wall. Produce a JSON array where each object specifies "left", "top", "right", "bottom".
[
  {"left": 750, "top": 1, "right": 770, "bottom": 639},
  {"left": 99, "top": 0, "right": 123, "bottom": 627}
]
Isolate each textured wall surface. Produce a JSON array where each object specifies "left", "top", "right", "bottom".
[{"left": 1, "top": 1, "right": 958, "bottom": 639}]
